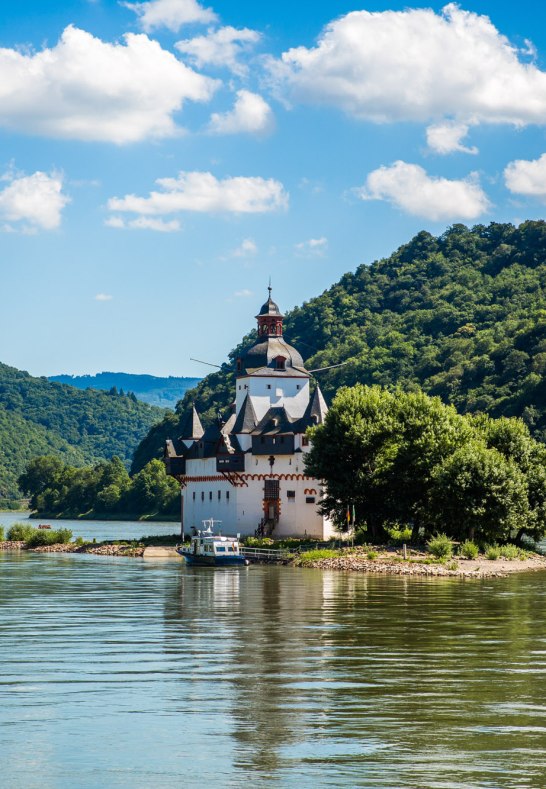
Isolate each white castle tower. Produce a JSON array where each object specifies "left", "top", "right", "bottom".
[{"left": 164, "top": 288, "right": 334, "bottom": 539}]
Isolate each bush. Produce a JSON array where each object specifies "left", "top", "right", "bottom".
[
  {"left": 460, "top": 540, "right": 479, "bottom": 559},
  {"left": 0, "top": 526, "right": 4, "bottom": 541},
  {"left": 486, "top": 546, "right": 501, "bottom": 560},
  {"left": 26, "top": 528, "right": 73, "bottom": 547},
  {"left": 446, "top": 560, "right": 458, "bottom": 571},
  {"left": 427, "top": 534, "right": 453, "bottom": 559},
  {"left": 367, "top": 550, "right": 378, "bottom": 560},
  {"left": 7, "top": 522, "right": 35, "bottom": 541},
  {"left": 499, "top": 543, "right": 519, "bottom": 560}
]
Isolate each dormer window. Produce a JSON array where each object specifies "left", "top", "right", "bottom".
[
  {"left": 275, "top": 355, "right": 286, "bottom": 370},
  {"left": 236, "top": 359, "right": 242, "bottom": 372}
]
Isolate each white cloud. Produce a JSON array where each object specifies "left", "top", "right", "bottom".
[
  {"left": 105, "top": 216, "right": 181, "bottom": 231},
  {"left": 426, "top": 122, "right": 478, "bottom": 155},
  {"left": 233, "top": 289, "right": 253, "bottom": 298},
  {"left": 124, "top": 0, "right": 217, "bottom": 32},
  {"left": 108, "top": 170, "right": 288, "bottom": 215},
  {"left": 0, "top": 171, "right": 69, "bottom": 231},
  {"left": 208, "top": 90, "right": 273, "bottom": 135},
  {"left": 504, "top": 153, "right": 546, "bottom": 198},
  {"left": 295, "top": 237, "right": 328, "bottom": 256},
  {"left": 358, "top": 161, "right": 490, "bottom": 221},
  {"left": 232, "top": 238, "right": 257, "bottom": 257},
  {"left": 176, "top": 26, "right": 260, "bottom": 75},
  {"left": 269, "top": 4, "right": 546, "bottom": 133},
  {"left": 0, "top": 25, "right": 217, "bottom": 143},
  {"left": 95, "top": 293, "right": 113, "bottom": 301}
]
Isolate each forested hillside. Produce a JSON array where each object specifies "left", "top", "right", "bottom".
[
  {"left": 133, "top": 221, "right": 546, "bottom": 471},
  {"left": 0, "top": 363, "right": 164, "bottom": 499},
  {"left": 49, "top": 372, "right": 201, "bottom": 408}
]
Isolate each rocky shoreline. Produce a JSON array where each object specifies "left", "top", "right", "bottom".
[
  {"left": 2, "top": 541, "right": 546, "bottom": 577},
  {"left": 303, "top": 549, "right": 546, "bottom": 578}
]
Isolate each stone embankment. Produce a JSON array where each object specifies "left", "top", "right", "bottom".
[
  {"left": 307, "top": 550, "right": 546, "bottom": 578},
  {"left": 0, "top": 541, "right": 145, "bottom": 557}
]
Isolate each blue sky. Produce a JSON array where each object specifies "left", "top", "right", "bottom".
[{"left": 2, "top": 0, "right": 546, "bottom": 377}]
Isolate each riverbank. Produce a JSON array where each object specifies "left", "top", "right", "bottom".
[
  {"left": 2, "top": 540, "right": 546, "bottom": 576},
  {"left": 300, "top": 547, "right": 546, "bottom": 578},
  {"left": 28, "top": 512, "right": 179, "bottom": 522}
]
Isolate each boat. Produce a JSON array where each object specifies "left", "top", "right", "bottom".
[
  {"left": 177, "top": 519, "right": 250, "bottom": 567},
  {"left": 38, "top": 524, "right": 52, "bottom": 529}
]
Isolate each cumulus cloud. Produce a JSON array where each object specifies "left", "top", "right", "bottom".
[
  {"left": 0, "top": 25, "right": 217, "bottom": 143},
  {"left": 108, "top": 170, "right": 288, "bottom": 216},
  {"left": 95, "top": 293, "right": 113, "bottom": 301},
  {"left": 105, "top": 216, "right": 181, "bottom": 231},
  {"left": 231, "top": 238, "right": 257, "bottom": 257},
  {"left": 176, "top": 26, "right": 260, "bottom": 75},
  {"left": 269, "top": 4, "right": 546, "bottom": 136},
  {"left": 0, "top": 171, "right": 69, "bottom": 231},
  {"left": 504, "top": 153, "right": 546, "bottom": 198},
  {"left": 426, "top": 122, "right": 478, "bottom": 155},
  {"left": 295, "top": 237, "right": 328, "bottom": 256},
  {"left": 358, "top": 161, "right": 490, "bottom": 221},
  {"left": 208, "top": 90, "right": 273, "bottom": 135},
  {"left": 124, "top": 0, "right": 217, "bottom": 32}
]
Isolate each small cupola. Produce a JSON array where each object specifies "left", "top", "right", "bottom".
[{"left": 256, "top": 285, "right": 284, "bottom": 338}]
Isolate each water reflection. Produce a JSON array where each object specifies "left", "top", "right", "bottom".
[{"left": 1, "top": 552, "right": 546, "bottom": 788}]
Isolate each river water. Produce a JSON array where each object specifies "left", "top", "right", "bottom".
[{"left": 1, "top": 516, "right": 546, "bottom": 788}]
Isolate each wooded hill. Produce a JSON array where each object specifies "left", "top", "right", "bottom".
[
  {"left": 132, "top": 221, "right": 546, "bottom": 472},
  {"left": 0, "top": 362, "right": 164, "bottom": 500},
  {"left": 48, "top": 372, "right": 201, "bottom": 409}
]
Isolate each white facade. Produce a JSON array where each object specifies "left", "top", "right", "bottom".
[{"left": 170, "top": 291, "right": 335, "bottom": 541}]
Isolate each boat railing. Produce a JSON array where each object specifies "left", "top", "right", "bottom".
[{"left": 240, "top": 546, "right": 291, "bottom": 560}]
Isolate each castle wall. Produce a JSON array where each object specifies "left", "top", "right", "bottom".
[{"left": 235, "top": 376, "right": 310, "bottom": 420}]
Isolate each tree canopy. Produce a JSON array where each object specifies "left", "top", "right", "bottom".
[{"left": 304, "top": 384, "right": 546, "bottom": 545}]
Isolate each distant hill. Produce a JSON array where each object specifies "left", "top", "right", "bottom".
[
  {"left": 132, "top": 220, "right": 546, "bottom": 471},
  {"left": 0, "top": 362, "right": 165, "bottom": 499},
  {"left": 48, "top": 372, "right": 201, "bottom": 409}
]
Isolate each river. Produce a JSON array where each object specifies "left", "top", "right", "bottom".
[{"left": 1, "top": 515, "right": 546, "bottom": 788}]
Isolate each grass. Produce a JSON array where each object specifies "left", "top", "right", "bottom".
[{"left": 295, "top": 549, "right": 341, "bottom": 567}]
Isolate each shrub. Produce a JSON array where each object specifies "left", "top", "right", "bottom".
[
  {"left": 0, "top": 526, "right": 4, "bottom": 541},
  {"left": 26, "top": 528, "right": 73, "bottom": 547},
  {"left": 75, "top": 536, "right": 84, "bottom": 547},
  {"left": 427, "top": 534, "right": 453, "bottom": 559},
  {"left": 386, "top": 523, "right": 412, "bottom": 544},
  {"left": 446, "top": 560, "right": 458, "bottom": 571},
  {"left": 500, "top": 543, "right": 519, "bottom": 560},
  {"left": 367, "top": 550, "right": 378, "bottom": 560},
  {"left": 460, "top": 540, "right": 479, "bottom": 559},
  {"left": 486, "top": 546, "right": 501, "bottom": 560},
  {"left": 7, "top": 522, "right": 35, "bottom": 541}
]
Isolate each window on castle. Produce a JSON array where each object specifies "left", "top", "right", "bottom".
[
  {"left": 209, "top": 491, "right": 212, "bottom": 501},
  {"left": 218, "top": 490, "right": 221, "bottom": 500},
  {"left": 302, "top": 436, "right": 309, "bottom": 447},
  {"left": 201, "top": 492, "right": 204, "bottom": 501},
  {"left": 193, "top": 492, "right": 196, "bottom": 500},
  {"left": 267, "top": 384, "right": 271, "bottom": 389},
  {"left": 306, "top": 496, "right": 316, "bottom": 504},
  {"left": 287, "top": 490, "right": 295, "bottom": 500},
  {"left": 226, "top": 491, "right": 230, "bottom": 501}
]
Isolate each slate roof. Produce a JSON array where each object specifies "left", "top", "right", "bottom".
[
  {"left": 178, "top": 405, "right": 204, "bottom": 441},
  {"left": 239, "top": 336, "right": 308, "bottom": 376},
  {"left": 232, "top": 394, "right": 258, "bottom": 433},
  {"left": 257, "top": 295, "right": 283, "bottom": 317},
  {"left": 306, "top": 386, "right": 328, "bottom": 425}
]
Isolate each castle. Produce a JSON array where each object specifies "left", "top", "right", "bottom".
[{"left": 164, "top": 288, "right": 334, "bottom": 539}]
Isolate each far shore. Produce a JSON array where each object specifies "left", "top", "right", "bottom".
[
  {"left": 27, "top": 512, "right": 179, "bottom": 523},
  {"left": 2, "top": 540, "right": 546, "bottom": 577}
]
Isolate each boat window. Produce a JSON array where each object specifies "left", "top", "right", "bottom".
[{"left": 216, "top": 546, "right": 226, "bottom": 553}]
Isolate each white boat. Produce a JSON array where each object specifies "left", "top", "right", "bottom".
[{"left": 177, "top": 519, "right": 249, "bottom": 566}]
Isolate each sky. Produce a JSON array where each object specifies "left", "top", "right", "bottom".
[{"left": 2, "top": 0, "right": 546, "bottom": 378}]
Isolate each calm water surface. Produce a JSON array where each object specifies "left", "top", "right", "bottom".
[{"left": 1, "top": 517, "right": 546, "bottom": 788}]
